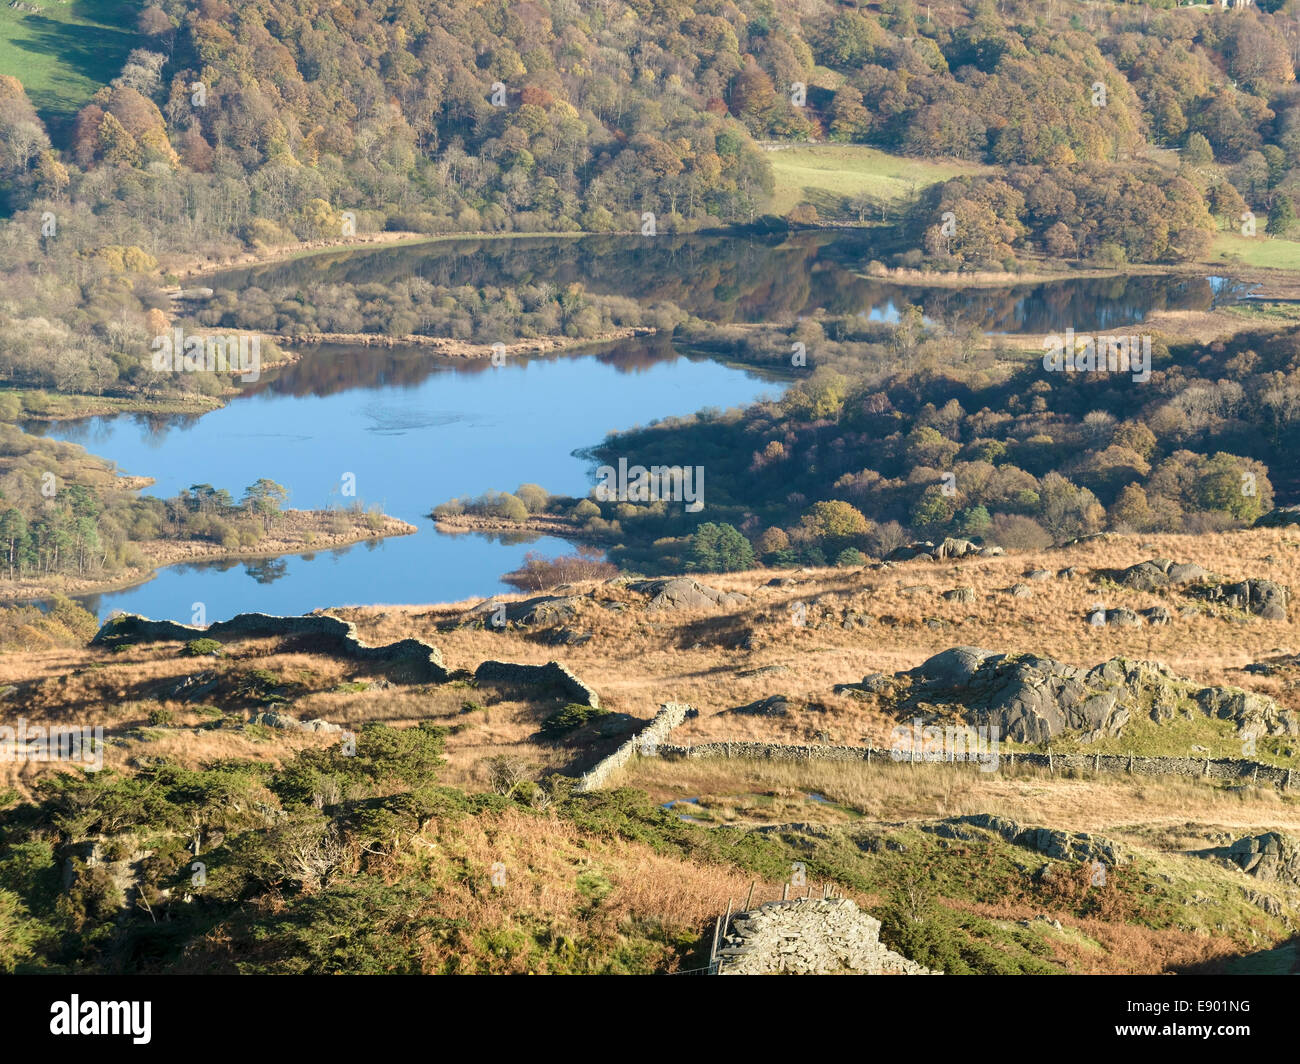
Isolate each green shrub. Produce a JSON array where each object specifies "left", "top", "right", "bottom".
[
  {"left": 540, "top": 704, "right": 610, "bottom": 735},
  {"left": 182, "top": 638, "right": 223, "bottom": 657}
]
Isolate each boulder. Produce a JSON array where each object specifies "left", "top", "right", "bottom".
[
  {"left": 466, "top": 594, "right": 582, "bottom": 628},
  {"left": 942, "top": 586, "right": 975, "bottom": 603},
  {"left": 627, "top": 577, "right": 748, "bottom": 610},
  {"left": 726, "top": 694, "right": 803, "bottom": 717},
  {"left": 1190, "top": 578, "right": 1288, "bottom": 621},
  {"left": 1254, "top": 505, "right": 1300, "bottom": 528}
]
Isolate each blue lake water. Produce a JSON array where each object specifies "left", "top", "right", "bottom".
[
  {"left": 34, "top": 341, "right": 783, "bottom": 621},
  {"left": 25, "top": 232, "right": 1249, "bottom": 622}
]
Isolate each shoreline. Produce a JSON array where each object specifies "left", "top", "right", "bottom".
[
  {"left": 278, "top": 325, "right": 656, "bottom": 357},
  {"left": 432, "top": 513, "right": 593, "bottom": 542},
  {"left": 0, "top": 511, "right": 419, "bottom": 606}
]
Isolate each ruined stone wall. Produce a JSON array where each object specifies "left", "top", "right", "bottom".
[
  {"left": 653, "top": 742, "right": 1297, "bottom": 788},
  {"left": 473, "top": 660, "right": 601, "bottom": 708},
  {"left": 716, "top": 898, "right": 940, "bottom": 975},
  {"left": 575, "top": 702, "right": 693, "bottom": 792},
  {"left": 92, "top": 612, "right": 449, "bottom": 682}
]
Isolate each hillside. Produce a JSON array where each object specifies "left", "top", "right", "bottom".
[{"left": 3, "top": 527, "right": 1300, "bottom": 974}]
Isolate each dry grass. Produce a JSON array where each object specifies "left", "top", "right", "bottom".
[
  {"left": 613, "top": 756, "right": 1300, "bottom": 840},
  {"left": 6, "top": 526, "right": 1300, "bottom": 810}
]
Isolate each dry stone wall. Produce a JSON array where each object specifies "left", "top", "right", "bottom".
[
  {"left": 473, "top": 660, "right": 601, "bottom": 707},
  {"left": 716, "top": 898, "right": 940, "bottom": 975},
  {"left": 576, "top": 702, "right": 694, "bottom": 792},
  {"left": 92, "top": 612, "right": 449, "bottom": 682},
  {"left": 654, "top": 741, "right": 1297, "bottom": 788}
]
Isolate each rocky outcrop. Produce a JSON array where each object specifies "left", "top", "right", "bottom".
[
  {"left": 464, "top": 594, "right": 582, "bottom": 628},
  {"left": 626, "top": 577, "right": 748, "bottom": 610},
  {"left": 716, "top": 898, "right": 940, "bottom": 975},
  {"left": 1103, "top": 559, "right": 1209, "bottom": 591},
  {"left": 92, "top": 612, "right": 449, "bottom": 682},
  {"left": 900, "top": 647, "right": 1298, "bottom": 743},
  {"left": 951, "top": 814, "right": 1128, "bottom": 866},
  {"left": 1254, "top": 505, "right": 1300, "bottom": 528},
  {"left": 724, "top": 694, "right": 829, "bottom": 718},
  {"left": 1188, "top": 578, "right": 1289, "bottom": 621},
  {"left": 1191, "top": 832, "right": 1300, "bottom": 888},
  {"left": 888, "top": 537, "right": 999, "bottom": 562},
  {"left": 250, "top": 710, "right": 343, "bottom": 734},
  {"left": 473, "top": 660, "right": 601, "bottom": 708}
]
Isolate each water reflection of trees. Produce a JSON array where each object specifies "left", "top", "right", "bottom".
[
  {"left": 245, "top": 558, "right": 288, "bottom": 584},
  {"left": 210, "top": 232, "right": 1225, "bottom": 339}
]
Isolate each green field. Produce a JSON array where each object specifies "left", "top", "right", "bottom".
[
  {"left": 1209, "top": 230, "right": 1300, "bottom": 271},
  {"left": 765, "top": 142, "right": 989, "bottom": 220},
  {"left": 0, "top": 0, "right": 142, "bottom": 133}
]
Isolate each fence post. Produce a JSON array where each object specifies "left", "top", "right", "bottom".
[
  {"left": 1094, "top": 752, "right": 1100, "bottom": 774},
  {"left": 1047, "top": 748, "right": 1053, "bottom": 775},
  {"left": 782, "top": 882, "right": 789, "bottom": 901},
  {"left": 745, "top": 880, "right": 756, "bottom": 910},
  {"left": 1128, "top": 751, "right": 1133, "bottom": 773}
]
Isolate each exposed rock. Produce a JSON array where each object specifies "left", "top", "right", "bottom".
[
  {"left": 1195, "top": 686, "right": 1298, "bottom": 737},
  {"left": 627, "top": 577, "right": 749, "bottom": 610},
  {"left": 955, "top": 814, "right": 1128, "bottom": 866},
  {"left": 1254, "top": 505, "right": 1300, "bottom": 528},
  {"left": 162, "top": 671, "right": 220, "bottom": 701},
  {"left": 466, "top": 594, "right": 582, "bottom": 628},
  {"left": 1005, "top": 583, "right": 1032, "bottom": 598},
  {"left": 725, "top": 694, "right": 807, "bottom": 718},
  {"left": 1103, "top": 558, "right": 1209, "bottom": 591},
  {"left": 834, "top": 672, "right": 896, "bottom": 698},
  {"left": 1190, "top": 832, "right": 1300, "bottom": 888},
  {"left": 249, "top": 711, "right": 342, "bottom": 734},
  {"left": 899, "top": 647, "right": 1299, "bottom": 743},
  {"left": 1189, "top": 578, "right": 1289, "bottom": 621},
  {"left": 1144, "top": 606, "right": 1173, "bottom": 625},
  {"left": 1025, "top": 569, "right": 1052, "bottom": 581},
  {"left": 737, "top": 664, "right": 790, "bottom": 678},
  {"left": 942, "top": 586, "right": 975, "bottom": 603},
  {"left": 888, "top": 538, "right": 982, "bottom": 562},
  {"left": 540, "top": 626, "right": 592, "bottom": 647}
]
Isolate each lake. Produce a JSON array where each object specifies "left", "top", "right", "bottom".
[{"left": 29, "top": 232, "right": 1245, "bottom": 621}]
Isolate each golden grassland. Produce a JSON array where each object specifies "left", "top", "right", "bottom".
[
  {"left": 5, "top": 531, "right": 1300, "bottom": 974},
  {"left": 6, "top": 526, "right": 1300, "bottom": 797}
]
